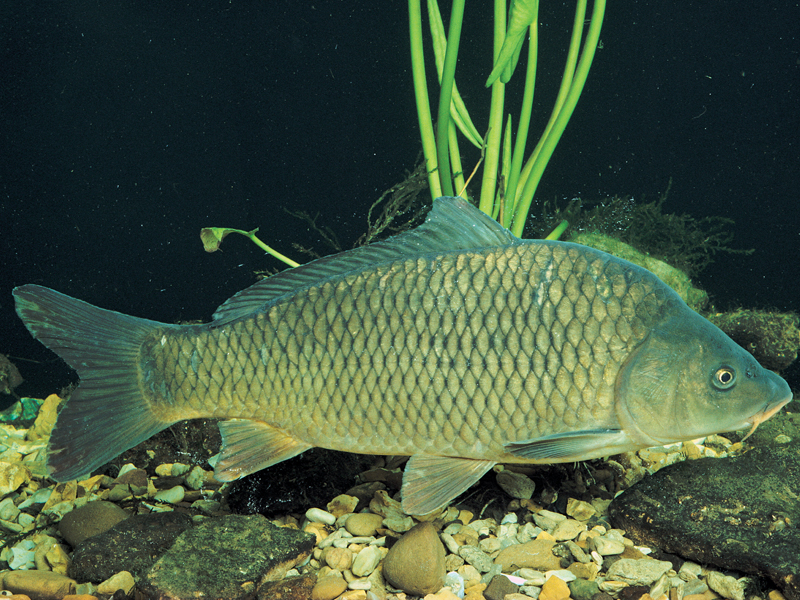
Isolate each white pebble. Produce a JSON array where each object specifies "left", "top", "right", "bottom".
[
  {"left": 445, "top": 571, "right": 465, "bottom": 598},
  {"left": 351, "top": 545, "right": 382, "bottom": 577},
  {"left": 500, "top": 512, "right": 518, "bottom": 524},
  {"left": 545, "top": 569, "right": 576, "bottom": 582},
  {"left": 305, "top": 507, "right": 336, "bottom": 525},
  {"left": 348, "top": 579, "right": 372, "bottom": 590}
]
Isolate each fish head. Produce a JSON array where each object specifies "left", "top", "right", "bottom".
[{"left": 616, "top": 310, "right": 793, "bottom": 447}]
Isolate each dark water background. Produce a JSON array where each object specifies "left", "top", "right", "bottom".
[{"left": 2, "top": 1, "right": 799, "bottom": 396}]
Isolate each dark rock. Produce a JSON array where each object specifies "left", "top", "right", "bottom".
[
  {"left": 226, "top": 447, "right": 374, "bottom": 517},
  {"left": 619, "top": 585, "right": 649, "bottom": 600},
  {"left": 568, "top": 578, "right": 600, "bottom": 600},
  {"left": 608, "top": 439, "right": 800, "bottom": 600},
  {"left": 70, "top": 511, "right": 192, "bottom": 582},
  {"left": 257, "top": 574, "right": 316, "bottom": 600},
  {"left": 58, "top": 501, "right": 129, "bottom": 547},
  {"left": 484, "top": 573, "right": 520, "bottom": 600},
  {"left": 140, "top": 514, "right": 315, "bottom": 600}
]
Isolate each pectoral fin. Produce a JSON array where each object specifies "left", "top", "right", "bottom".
[
  {"left": 505, "top": 429, "right": 635, "bottom": 461},
  {"left": 401, "top": 455, "right": 496, "bottom": 515},
  {"left": 214, "top": 419, "right": 311, "bottom": 481}
]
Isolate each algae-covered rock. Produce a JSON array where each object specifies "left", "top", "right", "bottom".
[
  {"left": 608, "top": 413, "right": 800, "bottom": 599},
  {"left": 709, "top": 309, "right": 800, "bottom": 372},
  {"left": 141, "top": 514, "right": 315, "bottom": 600},
  {"left": 569, "top": 232, "right": 708, "bottom": 312}
]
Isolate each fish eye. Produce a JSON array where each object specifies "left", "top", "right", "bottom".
[{"left": 712, "top": 366, "right": 736, "bottom": 390}]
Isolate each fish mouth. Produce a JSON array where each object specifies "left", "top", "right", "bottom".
[{"left": 740, "top": 393, "right": 793, "bottom": 442}]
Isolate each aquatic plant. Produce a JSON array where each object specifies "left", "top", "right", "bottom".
[
  {"left": 411, "top": 0, "right": 606, "bottom": 236},
  {"left": 525, "top": 185, "right": 753, "bottom": 277}
]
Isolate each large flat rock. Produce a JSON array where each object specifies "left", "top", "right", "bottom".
[{"left": 609, "top": 440, "right": 800, "bottom": 599}]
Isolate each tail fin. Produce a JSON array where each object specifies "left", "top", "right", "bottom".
[{"left": 13, "top": 284, "right": 174, "bottom": 481}]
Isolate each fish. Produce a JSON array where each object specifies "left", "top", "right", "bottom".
[{"left": 13, "top": 197, "right": 793, "bottom": 515}]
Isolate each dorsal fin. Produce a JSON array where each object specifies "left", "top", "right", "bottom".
[{"left": 212, "top": 197, "right": 520, "bottom": 325}]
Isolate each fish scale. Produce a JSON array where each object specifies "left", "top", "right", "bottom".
[{"left": 13, "top": 197, "right": 792, "bottom": 514}]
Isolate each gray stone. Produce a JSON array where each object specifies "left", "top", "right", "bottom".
[
  {"left": 495, "top": 470, "right": 535, "bottom": 500},
  {"left": 706, "top": 571, "right": 747, "bottom": 600},
  {"left": 484, "top": 573, "right": 519, "bottom": 600},
  {"left": 140, "top": 514, "right": 315, "bottom": 600},
  {"left": 608, "top": 421, "right": 800, "bottom": 600},
  {"left": 605, "top": 558, "right": 672, "bottom": 586},
  {"left": 591, "top": 535, "right": 625, "bottom": 556},
  {"left": 458, "top": 544, "right": 494, "bottom": 573}
]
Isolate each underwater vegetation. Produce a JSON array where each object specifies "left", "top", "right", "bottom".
[{"left": 525, "top": 183, "right": 754, "bottom": 277}]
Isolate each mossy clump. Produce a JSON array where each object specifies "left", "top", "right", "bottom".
[
  {"left": 708, "top": 309, "right": 800, "bottom": 372},
  {"left": 527, "top": 184, "right": 752, "bottom": 277}
]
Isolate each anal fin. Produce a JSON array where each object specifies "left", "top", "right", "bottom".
[
  {"left": 401, "top": 455, "right": 496, "bottom": 515},
  {"left": 214, "top": 419, "right": 311, "bottom": 481}
]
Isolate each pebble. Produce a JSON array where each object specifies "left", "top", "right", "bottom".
[
  {"left": 678, "top": 561, "right": 703, "bottom": 580},
  {"left": 425, "top": 589, "right": 462, "bottom": 600},
  {"left": 306, "top": 507, "right": 337, "bottom": 525},
  {"left": 532, "top": 510, "right": 565, "bottom": 531},
  {"left": 327, "top": 494, "right": 359, "bottom": 516},
  {"left": 550, "top": 518, "right": 586, "bottom": 541},
  {"left": 97, "top": 570, "right": 134, "bottom": 595},
  {"left": 484, "top": 573, "right": 520, "bottom": 600},
  {"left": 495, "top": 469, "right": 536, "bottom": 499},
  {"left": 58, "top": 500, "right": 130, "bottom": 548},
  {"left": 3, "top": 570, "right": 77, "bottom": 600},
  {"left": 706, "top": 570, "right": 746, "bottom": 600},
  {"left": 444, "top": 571, "right": 465, "bottom": 598},
  {"left": 322, "top": 546, "right": 353, "bottom": 571},
  {"left": 0, "top": 462, "right": 31, "bottom": 496},
  {"left": 539, "top": 573, "right": 570, "bottom": 600},
  {"left": 312, "top": 572, "right": 348, "bottom": 600},
  {"left": 605, "top": 558, "right": 673, "bottom": 586},
  {"left": 494, "top": 538, "right": 562, "bottom": 572},
  {"left": 153, "top": 485, "right": 185, "bottom": 504},
  {"left": 345, "top": 512, "right": 385, "bottom": 537},
  {"left": 592, "top": 535, "right": 626, "bottom": 555},
  {"left": 351, "top": 545, "right": 382, "bottom": 577},
  {"left": 382, "top": 522, "right": 446, "bottom": 596},
  {"left": 457, "top": 545, "right": 494, "bottom": 573},
  {"left": 514, "top": 569, "right": 546, "bottom": 586},
  {"left": 566, "top": 498, "right": 596, "bottom": 521}
]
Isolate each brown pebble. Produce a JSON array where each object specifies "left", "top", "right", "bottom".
[
  {"left": 344, "top": 512, "right": 384, "bottom": 537},
  {"left": 494, "top": 538, "right": 562, "bottom": 571},
  {"left": 484, "top": 573, "right": 520, "bottom": 600},
  {"left": 322, "top": 546, "right": 353, "bottom": 571},
  {"left": 58, "top": 501, "right": 129, "bottom": 547},
  {"left": 539, "top": 576, "right": 570, "bottom": 600},
  {"left": 382, "top": 522, "right": 445, "bottom": 596},
  {"left": 3, "top": 570, "right": 77, "bottom": 600},
  {"left": 311, "top": 572, "right": 348, "bottom": 600}
]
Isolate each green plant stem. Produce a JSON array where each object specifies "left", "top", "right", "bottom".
[
  {"left": 435, "top": 0, "right": 466, "bottom": 198},
  {"left": 448, "top": 120, "right": 467, "bottom": 196},
  {"left": 478, "top": 0, "right": 508, "bottom": 217},
  {"left": 503, "top": 17, "right": 539, "bottom": 228},
  {"left": 409, "top": 0, "right": 441, "bottom": 200},
  {"left": 511, "top": 0, "right": 606, "bottom": 237}
]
